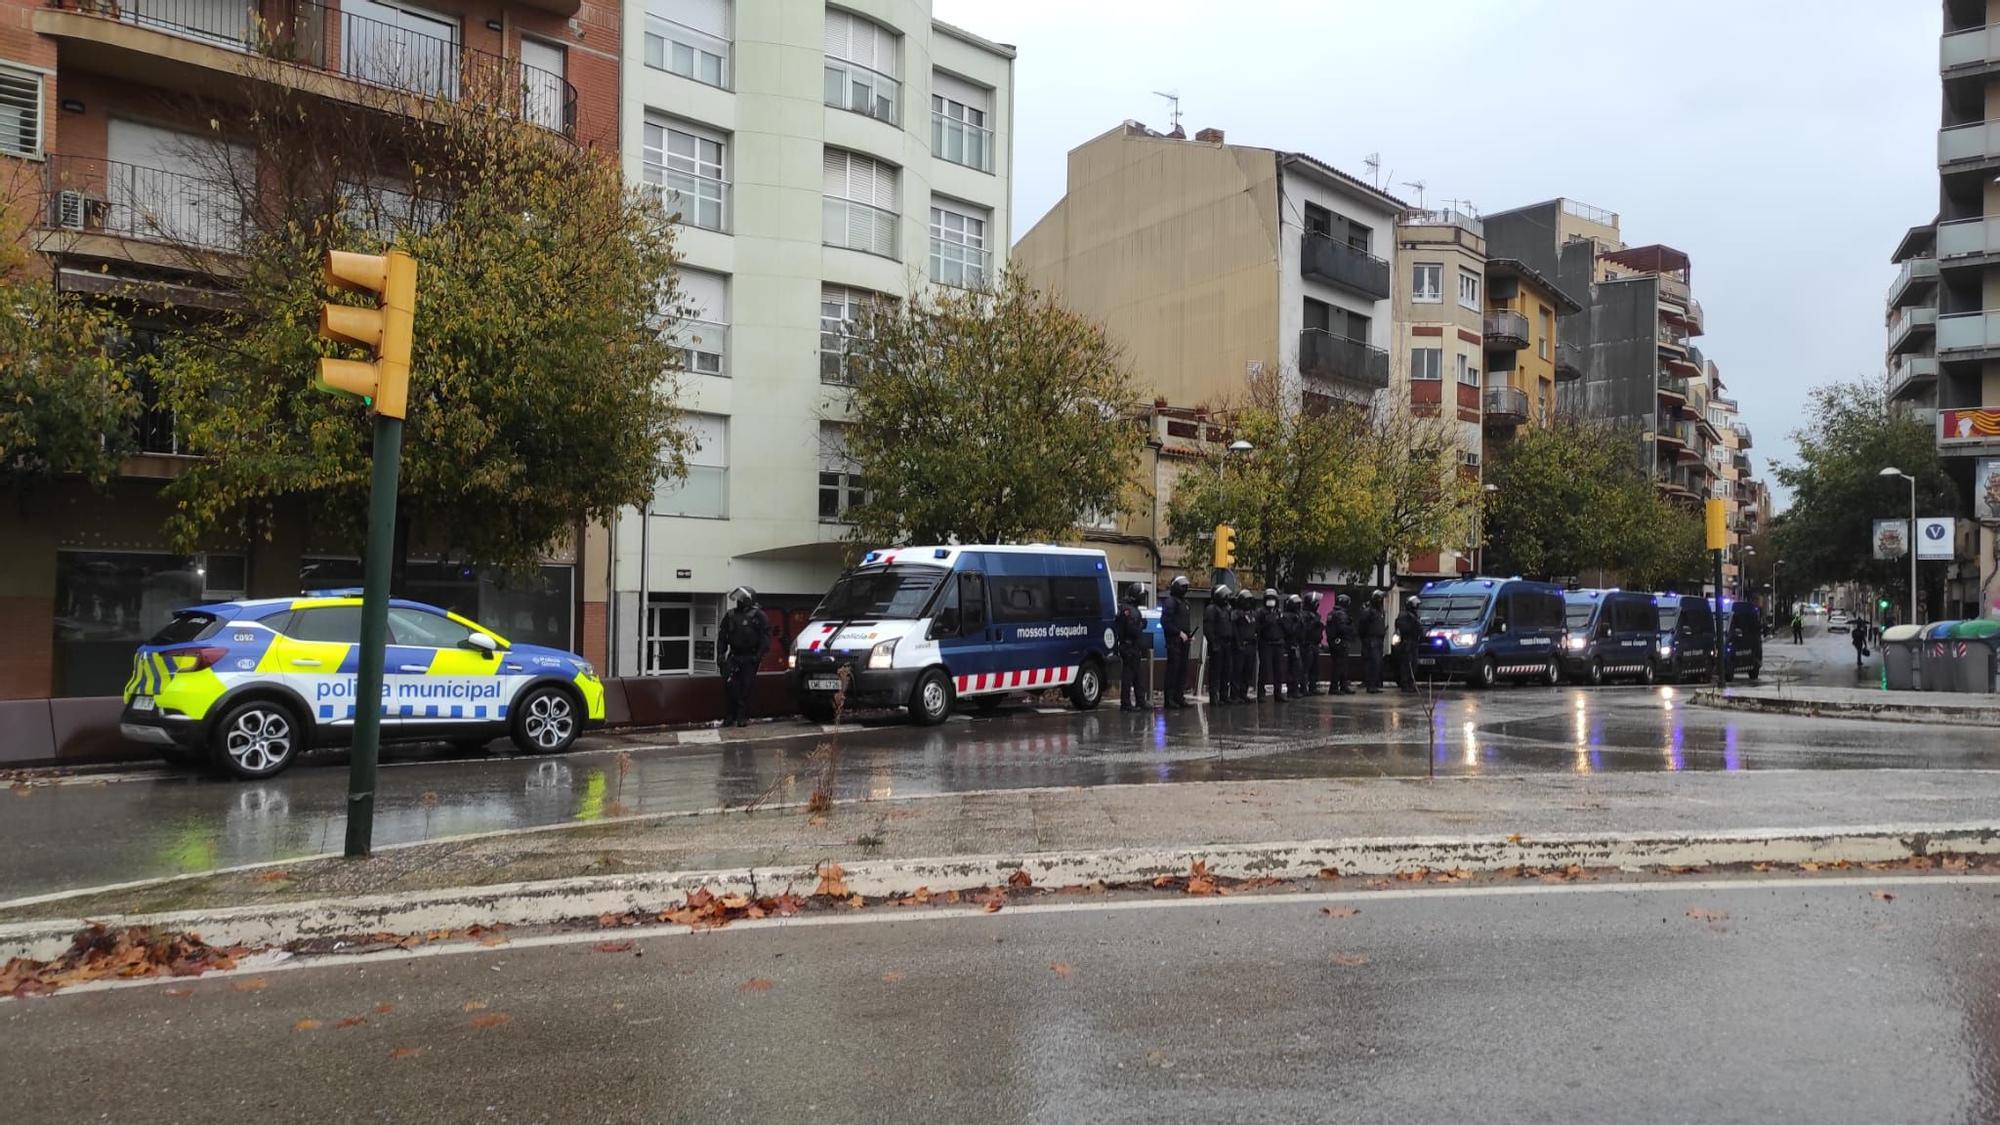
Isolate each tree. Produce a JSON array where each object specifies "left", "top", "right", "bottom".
[
  {"left": 1484, "top": 420, "right": 1703, "bottom": 585},
  {"left": 0, "top": 231, "right": 137, "bottom": 488},
  {"left": 144, "top": 65, "right": 691, "bottom": 572},
  {"left": 839, "top": 271, "right": 1143, "bottom": 545},
  {"left": 1772, "top": 378, "right": 1955, "bottom": 606}
]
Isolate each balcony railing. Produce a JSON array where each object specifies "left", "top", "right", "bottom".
[
  {"left": 1937, "top": 217, "right": 2000, "bottom": 261},
  {"left": 1889, "top": 255, "right": 1940, "bottom": 306},
  {"left": 1401, "top": 208, "right": 1484, "bottom": 237},
  {"left": 1943, "top": 23, "right": 2000, "bottom": 70},
  {"left": 1889, "top": 304, "right": 1939, "bottom": 354},
  {"left": 48, "top": 0, "right": 578, "bottom": 136},
  {"left": 929, "top": 236, "right": 990, "bottom": 289},
  {"left": 1299, "top": 232, "right": 1391, "bottom": 300},
  {"left": 41, "top": 154, "right": 245, "bottom": 253},
  {"left": 643, "top": 170, "right": 730, "bottom": 233},
  {"left": 1940, "top": 120, "right": 2000, "bottom": 165},
  {"left": 1938, "top": 309, "right": 2000, "bottom": 355},
  {"left": 1686, "top": 298, "right": 1704, "bottom": 335},
  {"left": 672, "top": 319, "right": 729, "bottom": 377},
  {"left": 1298, "top": 328, "right": 1389, "bottom": 389},
  {"left": 823, "top": 56, "right": 900, "bottom": 124},
  {"left": 932, "top": 110, "right": 994, "bottom": 173},
  {"left": 823, "top": 197, "right": 899, "bottom": 258},
  {"left": 1482, "top": 385, "right": 1528, "bottom": 424},
  {"left": 1655, "top": 272, "right": 1690, "bottom": 306},
  {"left": 1889, "top": 353, "right": 1939, "bottom": 399},
  {"left": 1483, "top": 310, "right": 1529, "bottom": 349},
  {"left": 1555, "top": 338, "right": 1584, "bottom": 381},
  {"left": 643, "top": 14, "right": 728, "bottom": 89}
]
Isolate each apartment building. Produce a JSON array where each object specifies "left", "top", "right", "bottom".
[
  {"left": 0, "top": 0, "right": 616, "bottom": 709},
  {"left": 1482, "top": 257, "right": 1580, "bottom": 440},
  {"left": 1391, "top": 207, "right": 1485, "bottom": 579},
  {"left": 1891, "top": 0, "right": 2000, "bottom": 617},
  {"left": 612, "top": 0, "right": 1014, "bottom": 681}
]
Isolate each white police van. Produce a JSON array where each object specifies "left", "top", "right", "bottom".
[{"left": 790, "top": 545, "right": 1117, "bottom": 725}]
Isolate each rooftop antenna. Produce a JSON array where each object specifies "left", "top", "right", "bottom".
[
  {"left": 1443, "top": 196, "right": 1473, "bottom": 219},
  {"left": 1401, "top": 179, "right": 1427, "bottom": 209},
  {"left": 1152, "top": 90, "right": 1181, "bottom": 132},
  {"left": 1363, "top": 152, "right": 1381, "bottom": 188}
]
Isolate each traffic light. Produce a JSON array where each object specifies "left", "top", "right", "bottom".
[
  {"left": 1878, "top": 598, "right": 1890, "bottom": 612},
  {"left": 317, "top": 249, "right": 417, "bottom": 419},
  {"left": 1212, "top": 523, "right": 1237, "bottom": 569}
]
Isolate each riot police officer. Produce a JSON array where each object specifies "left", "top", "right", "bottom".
[
  {"left": 1114, "top": 582, "right": 1149, "bottom": 711},
  {"left": 1204, "top": 584, "right": 1234, "bottom": 706},
  {"left": 1280, "top": 593, "right": 1307, "bottom": 698},
  {"left": 716, "top": 586, "right": 772, "bottom": 727},
  {"left": 1359, "top": 591, "right": 1388, "bottom": 694},
  {"left": 1298, "top": 592, "right": 1325, "bottom": 695},
  {"left": 1161, "top": 575, "right": 1193, "bottom": 709},
  {"left": 1395, "top": 595, "right": 1425, "bottom": 692},
  {"left": 1328, "top": 593, "right": 1355, "bottom": 695},
  {"left": 1256, "top": 588, "right": 1288, "bottom": 703},
  {"left": 1232, "top": 588, "right": 1259, "bottom": 703}
]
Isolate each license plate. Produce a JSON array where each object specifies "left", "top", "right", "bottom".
[
  {"left": 1417, "top": 657, "right": 1437, "bottom": 666},
  {"left": 130, "top": 696, "right": 156, "bottom": 712},
  {"left": 806, "top": 677, "right": 841, "bottom": 692}
]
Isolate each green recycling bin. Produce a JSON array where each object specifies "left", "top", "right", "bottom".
[
  {"left": 1880, "top": 624, "right": 1924, "bottom": 691},
  {"left": 1919, "top": 622, "right": 1964, "bottom": 693},
  {"left": 1952, "top": 619, "right": 2000, "bottom": 693}
]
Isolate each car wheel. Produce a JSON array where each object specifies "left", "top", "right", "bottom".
[
  {"left": 209, "top": 699, "right": 301, "bottom": 780},
  {"left": 1067, "top": 660, "right": 1105, "bottom": 711},
  {"left": 510, "top": 686, "right": 581, "bottom": 754},
  {"left": 1640, "top": 660, "right": 1657, "bottom": 686},
  {"left": 1586, "top": 659, "right": 1604, "bottom": 686},
  {"left": 1472, "top": 657, "right": 1497, "bottom": 690},
  {"left": 910, "top": 669, "right": 953, "bottom": 726},
  {"left": 1544, "top": 659, "right": 1562, "bottom": 687},
  {"left": 800, "top": 697, "right": 837, "bottom": 724}
]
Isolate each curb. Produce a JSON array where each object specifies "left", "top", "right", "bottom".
[
  {"left": 4, "top": 822, "right": 1997, "bottom": 962},
  {"left": 1693, "top": 690, "right": 2000, "bottom": 727}
]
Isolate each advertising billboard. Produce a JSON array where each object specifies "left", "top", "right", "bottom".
[
  {"left": 1872, "top": 519, "right": 1906, "bottom": 560},
  {"left": 1917, "top": 517, "right": 1955, "bottom": 561}
]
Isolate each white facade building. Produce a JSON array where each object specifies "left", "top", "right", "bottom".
[{"left": 613, "top": 0, "right": 1014, "bottom": 677}]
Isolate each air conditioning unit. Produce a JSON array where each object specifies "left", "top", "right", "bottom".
[{"left": 56, "top": 190, "right": 88, "bottom": 230}]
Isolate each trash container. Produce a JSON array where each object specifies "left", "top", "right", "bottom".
[
  {"left": 1880, "top": 624, "right": 1924, "bottom": 691},
  {"left": 1919, "top": 622, "right": 1964, "bottom": 693},
  {"left": 1953, "top": 619, "right": 2000, "bottom": 694}
]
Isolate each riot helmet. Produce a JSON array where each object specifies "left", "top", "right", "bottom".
[
  {"left": 729, "top": 585, "right": 758, "bottom": 608},
  {"left": 1213, "top": 584, "right": 1232, "bottom": 601},
  {"left": 1263, "top": 587, "right": 1278, "bottom": 607},
  {"left": 1122, "top": 582, "right": 1146, "bottom": 605},
  {"left": 1336, "top": 593, "right": 1352, "bottom": 608},
  {"left": 1286, "top": 594, "right": 1303, "bottom": 611},
  {"left": 1169, "top": 575, "right": 1191, "bottom": 595}
]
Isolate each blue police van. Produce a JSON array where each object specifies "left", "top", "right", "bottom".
[
  {"left": 1655, "top": 593, "right": 1720, "bottom": 682},
  {"left": 1414, "top": 578, "right": 1569, "bottom": 687},
  {"left": 791, "top": 545, "right": 1116, "bottom": 725},
  {"left": 1560, "top": 589, "right": 1663, "bottom": 686}
]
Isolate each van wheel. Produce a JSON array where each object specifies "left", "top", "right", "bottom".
[
  {"left": 1543, "top": 659, "right": 1563, "bottom": 687},
  {"left": 1746, "top": 663, "right": 1761, "bottom": 682},
  {"left": 210, "top": 699, "right": 302, "bottom": 780},
  {"left": 1640, "top": 660, "right": 1657, "bottom": 686},
  {"left": 800, "top": 697, "right": 836, "bottom": 724},
  {"left": 1586, "top": 659, "right": 1604, "bottom": 686},
  {"left": 1471, "top": 658, "right": 1497, "bottom": 689},
  {"left": 1067, "top": 661, "right": 1105, "bottom": 711},
  {"left": 510, "top": 686, "right": 581, "bottom": 754},
  {"left": 910, "top": 670, "right": 953, "bottom": 726}
]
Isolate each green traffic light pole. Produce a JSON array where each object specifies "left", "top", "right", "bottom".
[{"left": 343, "top": 413, "right": 403, "bottom": 858}]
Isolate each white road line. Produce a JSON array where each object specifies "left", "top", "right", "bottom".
[{"left": 21, "top": 873, "right": 2000, "bottom": 1002}]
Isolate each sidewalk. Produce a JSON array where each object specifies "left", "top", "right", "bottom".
[
  {"left": 9, "top": 770, "right": 2000, "bottom": 930},
  {"left": 1694, "top": 683, "right": 2000, "bottom": 726}
]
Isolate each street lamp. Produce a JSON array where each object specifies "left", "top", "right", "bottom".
[
  {"left": 1218, "top": 438, "right": 1254, "bottom": 481},
  {"left": 1879, "top": 466, "right": 1919, "bottom": 626},
  {"left": 1739, "top": 545, "right": 1754, "bottom": 598}
]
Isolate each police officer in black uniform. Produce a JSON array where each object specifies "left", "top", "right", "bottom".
[
  {"left": 1161, "top": 575, "right": 1192, "bottom": 709},
  {"left": 1114, "top": 582, "right": 1148, "bottom": 711},
  {"left": 1328, "top": 594, "right": 1355, "bottom": 695},
  {"left": 1358, "top": 591, "right": 1388, "bottom": 694},
  {"left": 1280, "top": 593, "right": 1306, "bottom": 698},
  {"left": 1298, "top": 592, "right": 1325, "bottom": 695},
  {"left": 716, "top": 586, "right": 771, "bottom": 727},
  {"left": 1394, "top": 595, "right": 1424, "bottom": 692},
  {"left": 1232, "top": 588, "right": 1259, "bottom": 704},
  {"left": 1204, "top": 584, "right": 1234, "bottom": 705},
  {"left": 1256, "top": 588, "right": 1288, "bottom": 703}
]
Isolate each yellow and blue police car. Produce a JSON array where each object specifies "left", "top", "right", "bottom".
[{"left": 120, "top": 593, "right": 606, "bottom": 779}]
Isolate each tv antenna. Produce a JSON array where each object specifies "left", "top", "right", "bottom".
[
  {"left": 1364, "top": 153, "right": 1381, "bottom": 187},
  {"left": 1153, "top": 90, "right": 1182, "bottom": 132},
  {"left": 1401, "top": 179, "right": 1427, "bottom": 209}
]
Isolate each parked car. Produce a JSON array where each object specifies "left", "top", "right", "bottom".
[
  {"left": 1560, "top": 589, "right": 1662, "bottom": 685},
  {"left": 120, "top": 595, "right": 605, "bottom": 779},
  {"left": 1414, "top": 578, "right": 1568, "bottom": 688}
]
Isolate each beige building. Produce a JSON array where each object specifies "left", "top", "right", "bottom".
[{"left": 1390, "top": 208, "right": 1486, "bottom": 578}]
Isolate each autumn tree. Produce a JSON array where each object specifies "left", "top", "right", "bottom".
[
  {"left": 145, "top": 61, "right": 690, "bottom": 572},
  {"left": 838, "top": 271, "right": 1143, "bottom": 545},
  {"left": 1483, "top": 420, "right": 1704, "bottom": 585}
]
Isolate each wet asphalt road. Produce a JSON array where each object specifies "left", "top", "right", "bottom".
[
  {"left": 8, "top": 875, "right": 1999, "bottom": 1124},
  {"left": 8, "top": 626, "right": 1985, "bottom": 900}
]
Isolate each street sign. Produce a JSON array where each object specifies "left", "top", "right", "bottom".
[
  {"left": 1917, "top": 517, "right": 1955, "bottom": 560},
  {"left": 1872, "top": 519, "right": 1907, "bottom": 560}
]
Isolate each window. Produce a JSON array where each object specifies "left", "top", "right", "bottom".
[
  {"left": 287, "top": 606, "right": 365, "bottom": 644},
  {"left": 992, "top": 577, "right": 1052, "bottom": 623},
  {"left": 929, "top": 198, "right": 990, "bottom": 287},
  {"left": 932, "top": 71, "right": 993, "bottom": 172},
  {"left": 1458, "top": 449, "right": 1481, "bottom": 469},
  {"left": 818, "top": 422, "right": 865, "bottom": 522},
  {"left": 655, "top": 412, "right": 727, "bottom": 518},
  {"left": 1410, "top": 347, "right": 1443, "bottom": 381},
  {"left": 0, "top": 63, "right": 42, "bottom": 158},
  {"left": 1050, "top": 576, "right": 1104, "bottom": 620},
  {"left": 1538, "top": 306, "right": 1553, "bottom": 360},
  {"left": 820, "top": 284, "right": 881, "bottom": 384},
  {"left": 342, "top": 0, "right": 461, "bottom": 98},
  {"left": 1304, "top": 202, "right": 1332, "bottom": 238},
  {"left": 1303, "top": 297, "right": 1332, "bottom": 334},
  {"left": 645, "top": 0, "right": 729, "bottom": 88},
  {"left": 1455, "top": 354, "right": 1480, "bottom": 387},
  {"left": 1457, "top": 269, "right": 1481, "bottom": 310},
  {"left": 644, "top": 593, "right": 693, "bottom": 675},
  {"left": 673, "top": 268, "right": 728, "bottom": 376},
  {"left": 1412, "top": 262, "right": 1442, "bottom": 303},
  {"left": 388, "top": 607, "right": 476, "bottom": 649},
  {"left": 642, "top": 116, "right": 728, "bottom": 232},
  {"left": 53, "top": 550, "right": 244, "bottom": 697},
  {"left": 823, "top": 149, "right": 899, "bottom": 257},
  {"left": 824, "top": 8, "right": 900, "bottom": 123}
]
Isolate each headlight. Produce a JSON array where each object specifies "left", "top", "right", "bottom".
[
  {"left": 868, "top": 638, "right": 899, "bottom": 669},
  {"left": 1452, "top": 632, "right": 1479, "bottom": 648},
  {"left": 1565, "top": 636, "right": 1587, "bottom": 652},
  {"left": 787, "top": 653, "right": 798, "bottom": 670},
  {"left": 1658, "top": 640, "right": 1674, "bottom": 656},
  {"left": 575, "top": 661, "right": 596, "bottom": 677}
]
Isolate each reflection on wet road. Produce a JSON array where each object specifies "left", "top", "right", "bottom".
[{"left": 7, "top": 683, "right": 1998, "bottom": 898}]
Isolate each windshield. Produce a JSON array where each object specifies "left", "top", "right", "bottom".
[
  {"left": 1657, "top": 605, "right": 1679, "bottom": 631},
  {"left": 1564, "top": 600, "right": 1600, "bottom": 629},
  {"left": 812, "top": 566, "right": 946, "bottom": 621},
  {"left": 1418, "top": 595, "right": 1488, "bottom": 627}
]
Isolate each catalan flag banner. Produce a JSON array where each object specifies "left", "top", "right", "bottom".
[{"left": 1939, "top": 408, "right": 2000, "bottom": 444}]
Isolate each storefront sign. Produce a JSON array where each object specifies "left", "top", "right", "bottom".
[{"left": 1917, "top": 517, "right": 1955, "bottom": 560}]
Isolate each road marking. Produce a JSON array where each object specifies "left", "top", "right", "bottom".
[{"left": 20, "top": 873, "right": 2000, "bottom": 1001}]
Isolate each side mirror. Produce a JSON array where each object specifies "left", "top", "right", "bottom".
[{"left": 462, "top": 632, "right": 499, "bottom": 658}]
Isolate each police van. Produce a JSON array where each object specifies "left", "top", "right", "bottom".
[
  {"left": 1415, "top": 578, "right": 1568, "bottom": 687},
  {"left": 1560, "top": 589, "right": 1663, "bottom": 685},
  {"left": 791, "top": 545, "right": 1116, "bottom": 725},
  {"left": 1655, "top": 593, "right": 1720, "bottom": 682}
]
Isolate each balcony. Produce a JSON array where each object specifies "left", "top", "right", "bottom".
[
  {"left": 1936, "top": 217, "right": 2000, "bottom": 266},
  {"left": 1937, "top": 309, "right": 2000, "bottom": 357},
  {"left": 1483, "top": 310, "right": 1529, "bottom": 350},
  {"left": 1888, "top": 353, "right": 1939, "bottom": 401},
  {"left": 40, "top": 0, "right": 579, "bottom": 136},
  {"left": 1482, "top": 385, "right": 1528, "bottom": 427},
  {"left": 824, "top": 56, "right": 900, "bottom": 125},
  {"left": 1942, "top": 23, "right": 2000, "bottom": 72},
  {"left": 822, "top": 197, "right": 899, "bottom": 259},
  {"left": 1657, "top": 375, "right": 1689, "bottom": 405},
  {"left": 1888, "top": 304, "right": 1938, "bottom": 354},
  {"left": 1939, "top": 120, "right": 2000, "bottom": 168},
  {"left": 1888, "top": 255, "right": 1940, "bottom": 307},
  {"left": 1299, "top": 232, "right": 1391, "bottom": 300},
  {"left": 1686, "top": 298, "right": 1704, "bottom": 336},
  {"left": 36, "top": 154, "right": 246, "bottom": 271},
  {"left": 932, "top": 110, "right": 995, "bottom": 173},
  {"left": 1555, "top": 339, "right": 1584, "bottom": 382},
  {"left": 1938, "top": 406, "right": 2000, "bottom": 451},
  {"left": 1298, "top": 329, "right": 1389, "bottom": 389}
]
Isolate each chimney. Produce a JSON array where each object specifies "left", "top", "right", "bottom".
[
  {"left": 1166, "top": 123, "right": 1186, "bottom": 139},
  {"left": 1194, "top": 127, "right": 1225, "bottom": 144}
]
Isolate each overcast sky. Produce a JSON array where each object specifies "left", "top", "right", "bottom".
[{"left": 935, "top": 0, "right": 1940, "bottom": 509}]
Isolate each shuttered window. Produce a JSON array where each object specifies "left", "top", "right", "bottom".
[
  {"left": 821, "top": 149, "right": 898, "bottom": 258},
  {"left": 0, "top": 65, "right": 43, "bottom": 159},
  {"left": 823, "top": 8, "right": 899, "bottom": 122}
]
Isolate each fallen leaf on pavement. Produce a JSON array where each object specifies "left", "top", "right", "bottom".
[
  {"left": 1186, "top": 860, "right": 1218, "bottom": 896},
  {"left": 293, "top": 1018, "right": 322, "bottom": 1031},
  {"left": 1049, "top": 962, "right": 1073, "bottom": 978},
  {"left": 1871, "top": 889, "right": 1896, "bottom": 902},
  {"left": 1317, "top": 867, "right": 1342, "bottom": 880},
  {"left": 1799, "top": 862, "right": 1821, "bottom": 873},
  {"left": 388, "top": 1047, "right": 424, "bottom": 1060},
  {"left": 945, "top": 889, "right": 963, "bottom": 904},
  {"left": 163, "top": 988, "right": 193, "bottom": 999},
  {"left": 807, "top": 814, "right": 829, "bottom": 827},
  {"left": 335, "top": 1016, "right": 367, "bottom": 1029},
  {"left": 1685, "top": 908, "right": 1729, "bottom": 923},
  {"left": 1504, "top": 833, "right": 1524, "bottom": 845},
  {"left": 255, "top": 870, "right": 289, "bottom": 883},
  {"left": 1007, "top": 869, "right": 1034, "bottom": 889},
  {"left": 1751, "top": 863, "right": 1773, "bottom": 873},
  {"left": 233, "top": 977, "right": 268, "bottom": 992},
  {"left": 814, "top": 863, "right": 851, "bottom": 898},
  {"left": 470, "top": 1012, "right": 511, "bottom": 1028},
  {"left": 982, "top": 897, "right": 1003, "bottom": 913},
  {"left": 477, "top": 933, "right": 509, "bottom": 948},
  {"left": 462, "top": 1000, "right": 487, "bottom": 1012},
  {"left": 911, "top": 886, "right": 932, "bottom": 903},
  {"left": 373, "top": 1002, "right": 395, "bottom": 1014},
  {"left": 593, "top": 941, "right": 636, "bottom": 954},
  {"left": 10, "top": 783, "right": 30, "bottom": 797},
  {"left": 1330, "top": 952, "right": 1369, "bottom": 967},
  {"left": 740, "top": 978, "right": 774, "bottom": 992},
  {"left": 880, "top": 971, "right": 904, "bottom": 983},
  {"left": 1944, "top": 856, "right": 1971, "bottom": 871},
  {"left": 1320, "top": 906, "right": 1359, "bottom": 918}
]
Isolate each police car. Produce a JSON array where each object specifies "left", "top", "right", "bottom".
[{"left": 119, "top": 594, "right": 606, "bottom": 779}]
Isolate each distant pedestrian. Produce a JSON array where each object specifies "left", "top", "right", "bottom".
[
  {"left": 1790, "top": 610, "right": 1804, "bottom": 645},
  {"left": 1394, "top": 596, "right": 1424, "bottom": 692},
  {"left": 1359, "top": 592, "right": 1388, "bottom": 694},
  {"left": 1203, "top": 584, "right": 1235, "bottom": 706},
  {"left": 1851, "top": 617, "right": 1870, "bottom": 670},
  {"left": 717, "top": 586, "right": 771, "bottom": 728},
  {"left": 1114, "top": 583, "right": 1149, "bottom": 711},
  {"left": 1161, "top": 575, "right": 1193, "bottom": 709}
]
